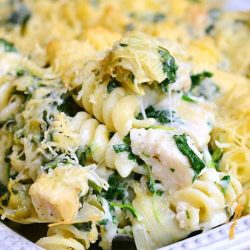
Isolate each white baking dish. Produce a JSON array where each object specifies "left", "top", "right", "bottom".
[
  {"left": 1, "top": 216, "right": 250, "bottom": 250},
  {"left": 0, "top": 0, "right": 249, "bottom": 250}
]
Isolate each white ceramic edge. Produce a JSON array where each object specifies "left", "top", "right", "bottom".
[
  {"left": 224, "top": 0, "right": 250, "bottom": 11},
  {"left": 0, "top": 222, "right": 42, "bottom": 250},
  {"left": 1, "top": 216, "right": 250, "bottom": 250},
  {"left": 158, "top": 215, "right": 250, "bottom": 250},
  {"left": 1, "top": 1, "right": 250, "bottom": 250}
]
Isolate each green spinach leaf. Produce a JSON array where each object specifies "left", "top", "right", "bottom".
[
  {"left": 219, "top": 175, "right": 231, "bottom": 194},
  {"left": 174, "top": 134, "right": 205, "bottom": 180},
  {"left": 76, "top": 146, "right": 91, "bottom": 166},
  {"left": 107, "top": 79, "right": 121, "bottom": 93},
  {"left": 191, "top": 71, "right": 213, "bottom": 89},
  {"left": 103, "top": 173, "right": 127, "bottom": 201},
  {"left": 158, "top": 47, "right": 178, "bottom": 92},
  {"left": 8, "top": 4, "right": 31, "bottom": 27},
  {"left": 136, "top": 105, "right": 173, "bottom": 124},
  {"left": 211, "top": 147, "right": 223, "bottom": 170},
  {"left": 0, "top": 38, "right": 17, "bottom": 52},
  {"left": 113, "top": 135, "right": 144, "bottom": 165},
  {"left": 74, "top": 221, "right": 92, "bottom": 231},
  {"left": 110, "top": 202, "right": 140, "bottom": 219},
  {"left": 58, "top": 92, "right": 81, "bottom": 117}
]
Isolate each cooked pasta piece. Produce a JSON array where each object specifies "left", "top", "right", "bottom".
[
  {"left": 199, "top": 168, "right": 244, "bottom": 214},
  {"left": 38, "top": 208, "right": 104, "bottom": 250},
  {"left": 51, "top": 111, "right": 139, "bottom": 177},
  {"left": 105, "top": 133, "right": 141, "bottom": 178},
  {"left": 170, "top": 168, "right": 243, "bottom": 231},
  {"left": 132, "top": 185, "right": 189, "bottom": 250},
  {"left": 37, "top": 235, "right": 86, "bottom": 250},
  {"left": 0, "top": 1, "right": 249, "bottom": 249},
  {"left": 214, "top": 87, "right": 250, "bottom": 178},
  {"left": 47, "top": 32, "right": 193, "bottom": 135},
  {"left": 78, "top": 64, "right": 155, "bottom": 136}
]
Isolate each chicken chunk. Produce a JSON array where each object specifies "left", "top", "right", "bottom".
[
  {"left": 29, "top": 166, "right": 92, "bottom": 222},
  {"left": 130, "top": 128, "right": 198, "bottom": 192},
  {"left": 155, "top": 93, "right": 214, "bottom": 149},
  {"left": 176, "top": 99, "right": 214, "bottom": 149}
]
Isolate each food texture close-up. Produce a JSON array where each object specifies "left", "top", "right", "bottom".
[{"left": 0, "top": 0, "right": 249, "bottom": 250}]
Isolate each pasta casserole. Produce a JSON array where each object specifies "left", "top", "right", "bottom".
[{"left": 0, "top": 0, "right": 249, "bottom": 250}]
